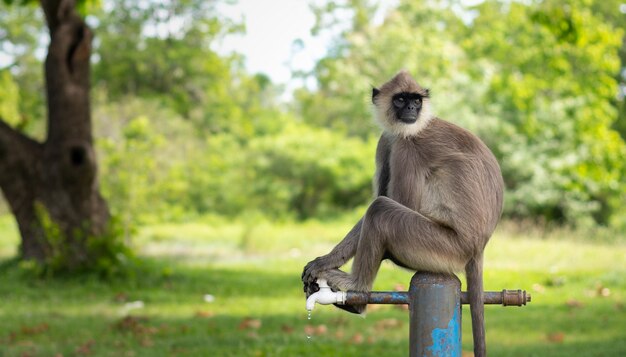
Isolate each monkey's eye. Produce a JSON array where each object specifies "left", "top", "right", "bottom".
[{"left": 393, "top": 97, "right": 405, "bottom": 107}]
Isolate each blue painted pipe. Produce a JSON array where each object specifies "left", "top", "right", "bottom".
[
  {"left": 408, "top": 273, "right": 461, "bottom": 357},
  {"left": 340, "top": 273, "right": 530, "bottom": 356},
  {"left": 344, "top": 272, "right": 461, "bottom": 356}
]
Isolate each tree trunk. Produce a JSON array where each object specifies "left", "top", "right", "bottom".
[{"left": 0, "top": 0, "right": 110, "bottom": 269}]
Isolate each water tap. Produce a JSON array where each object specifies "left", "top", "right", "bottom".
[{"left": 306, "top": 279, "right": 346, "bottom": 311}]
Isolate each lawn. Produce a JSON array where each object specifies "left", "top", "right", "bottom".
[{"left": 0, "top": 214, "right": 625, "bottom": 356}]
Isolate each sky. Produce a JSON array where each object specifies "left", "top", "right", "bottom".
[
  {"left": 214, "top": 0, "right": 398, "bottom": 92},
  {"left": 214, "top": 0, "right": 326, "bottom": 83},
  {"left": 215, "top": 0, "right": 332, "bottom": 88}
]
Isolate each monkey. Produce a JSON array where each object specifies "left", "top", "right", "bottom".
[{"left": 301, "top": 70, "right": 503, "bottom": 357}]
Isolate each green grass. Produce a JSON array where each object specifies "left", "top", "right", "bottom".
[{"left": 0, "top": 214, "right": 625, "bottom": 356}]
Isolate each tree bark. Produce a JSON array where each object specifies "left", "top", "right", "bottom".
[{"left": 0, "top": 0, "right": 110, "bottom": 268}]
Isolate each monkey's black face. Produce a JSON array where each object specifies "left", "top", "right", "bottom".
[{"left": 392, "top": 92, "right": 423, "bottom": 124}]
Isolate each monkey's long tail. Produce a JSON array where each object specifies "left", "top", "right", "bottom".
[{"left": 466, "top": 253, "right": 486, "bottom": 357}]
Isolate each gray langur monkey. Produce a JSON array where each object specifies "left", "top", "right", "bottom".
[{"left": 302, "top": 70, "right": 504, "bottom": 357}]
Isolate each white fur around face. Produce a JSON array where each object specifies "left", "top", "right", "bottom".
[{"left": 374, "top": 97, "right": 434, "bottom": 138}]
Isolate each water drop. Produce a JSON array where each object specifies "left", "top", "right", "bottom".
[{"left": 306, "top": 311, "right": 313, "bottom": 341}]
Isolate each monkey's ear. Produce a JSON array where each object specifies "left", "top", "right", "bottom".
[{"left": 372, "top": 87, "right": 380, "bottom": 103}]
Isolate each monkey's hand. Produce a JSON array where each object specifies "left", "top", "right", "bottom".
[
  {"left": 302, "top": 256, "right": 340, "bottom": 297},
  {"left": 306, "top": 268, "right": 368, "bottom": 315}
]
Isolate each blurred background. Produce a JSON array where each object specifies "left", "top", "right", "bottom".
[{"left": 0, "top": 0, "right": 624, "bottom": 356}]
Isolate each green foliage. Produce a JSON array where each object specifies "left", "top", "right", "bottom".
[
  {"left": 247, "top": 123, "right": 375, "bottom": 219},
  {"left": 92, "top": 0, "right": 242, "bottom": 122},
  {"left": 25, "top": 202, "right": 135, "bottom": 279},
  {"left": 2, "top": 0, "right": 99, "bottom": 12},
  {"left": 95, "top": 93, "right": 187, "bottom": 223},
  {"left": 464, "top": 0, "right": 626, "bottom": 227},
  {"left": 0, "top": 69, "right": 20, "bottom": 125},
  {"left": 0, "top": 2, "right": 46, "bottom": 137},
  {"left": 95, "top": 96, "right": 376, "bottom": 221},
  {"left": 1, "top": 0, "right": 34, "bottom": 5}
]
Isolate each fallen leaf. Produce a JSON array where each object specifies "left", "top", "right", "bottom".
[
  {"left": 238, "top": 318, "right": 262, "bottom": 330},
  {"left": 375, "top": 318, "right": 402, "bottom": 330},
  {"left": 20, "top": 323, "right": 49, "bottom": 336},
  {"left": 314, "top": 324, "right": 328, "bottom": 335},
  {"left": 334, "top": 329, "right": 345, "bottom": 340},
  {"left": 596, "top": 285, "right": 610, "bottom": 297},
  {"left": 349, "top": 333, "right": 364, "bottom": 344},
  {"left": 304, "top": 325, "right": 315, "bottom": 336},
  {"left": 75, "top": 339, "right": 95, "bottom": 355},
  {"left": 194, "top": 310, "right": 215, "bottom": 318},
  {"left": 139, "top": 338, "right": 153, "bottom": 347},
  {"left": 113, "top": 292, "right": 128, "bottom": 303},
  {"left": 462, "top": 351, "right": 474, "bottom": 357},
  {"left": 565, "top": 299, "right": 583, "bottom": 308},
  {"left": 329, "top": 316, "right": 348, "bottom": 326},
  {"left": 547, "top": 332, "right": 565, "bottom": 343},
  {"left": 17, "top": 340, "right": 35, "bottom": 347},
  {"left": 114, "top": 316, "right": 145, "bottom": 332},
  {"left": 281, "top": 324, "right": 294, "bottom": 334},
  {"left": 395, "top": 304, "right": 409, "bottom": 312},
  {"left": 113, "top": 315, "right": 156, "bottom": 337}
]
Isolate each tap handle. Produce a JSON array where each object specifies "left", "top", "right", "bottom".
[{"left": 316, "top": 279, "right": 330, "bottom": 289}]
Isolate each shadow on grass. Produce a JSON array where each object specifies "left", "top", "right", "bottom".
[
  {"left": 0, "top": 256, "right": 303, "bottom": 299},
  {"left": 2, "top": 311, "right": 625, "bottom": 357},
  {"left": 0, "top": 312, "right": 409, "bottom": 357}
]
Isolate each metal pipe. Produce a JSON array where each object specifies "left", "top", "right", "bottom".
[
  {"left": 344, "top": 289, "right": 531, "bottom": 306},
  {"left": 345, "top": 291, "right": 409, "bottom": 305},
  {"left": 305, "top": 274, "right": 531, "bottom": 356},
  {"left": 408, "top": 272, "right": 461, "bottom": 357}
]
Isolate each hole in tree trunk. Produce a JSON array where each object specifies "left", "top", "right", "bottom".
[{"left": 70, "top": 146, "right": 86, "bottom": 166}]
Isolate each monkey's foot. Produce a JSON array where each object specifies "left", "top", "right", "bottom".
[
  {"left": 334, "top": 303, "right": 366, "bottom": 314},
  {"left": 320, "top": 269, "right": 368, "bottom": 314}
]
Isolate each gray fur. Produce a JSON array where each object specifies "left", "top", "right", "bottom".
[{"left": 302, "top": 71, "right": 503, "bottom": 356}]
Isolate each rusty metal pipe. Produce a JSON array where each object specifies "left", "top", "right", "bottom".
[{"left": 344, "top": 289, "right": 530, "bottom": 306}]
